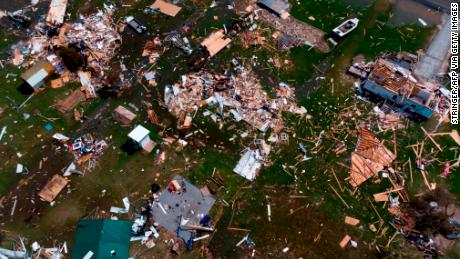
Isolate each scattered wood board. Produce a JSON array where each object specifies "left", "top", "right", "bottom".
[
  {"left": 344, "top": 216, "right": 360, "bottom": 226},
  {"left": 38, "top": 174, "right": 68, "bottom": 203},
  {"left": 339, "top": 234, "right": 351, "bottom": 248}
]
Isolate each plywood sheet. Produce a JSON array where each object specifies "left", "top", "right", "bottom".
[
  {"left": 201, "top": 30, "right": 232, "bottom": 57},
  {"left": 38, "top": 175, "right": 68, "bottom": 203},
  {"left": 151, "top": 0, "right": 182, "bottom": 17}
]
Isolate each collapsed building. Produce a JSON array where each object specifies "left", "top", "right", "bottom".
[
  {"left": 252, "top": 3, "right": 329, "bottom": 52},
  {"left": 350, "top": 53, "right": 450, "bottom": 120},
  {"left": 164, "top": 67, "right": 305, "bottom": 180},
  {"left": 164, "top": 68, "right": 305, "bottom": 132},
  {"left": 11, "top": 7, "right": 123, "bottom": 98}
]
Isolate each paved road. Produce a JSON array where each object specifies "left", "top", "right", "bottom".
[
  {"left": 414, "top": 14, "right": 451, "bottom": 80},
  {"left": 414, "top": 0, "right": 459, "bottom": 12}
]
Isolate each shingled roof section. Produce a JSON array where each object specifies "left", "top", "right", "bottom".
[{"left": 348, "top": 128, "right": 396, "bottom": 188}]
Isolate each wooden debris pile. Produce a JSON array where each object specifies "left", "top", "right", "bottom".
[
  {"left": 10, "top": 9, "right": 123, "bottom": 97},
  {"left": 255, "top": 7, "right": 329, "bottom": 52},
  {"left": 164, "top": 67, "right": 306, "bottom": 132},
  {"left": 143, "top": 36, "right": 163, "bottom": 65}
]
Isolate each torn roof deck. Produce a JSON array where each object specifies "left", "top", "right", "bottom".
[
  {"left": 348, "top": 129, "right": 396, "bottom": 188},
  {"left": 46, "top": 0, "right": 68, "bottom": 26},
  {"left": 368, "top": 59, "right": 436, "bottom": 107},
  {"left": 151, "top": 0, "right": 182, "bottom": 17},
  {"left": 38, "top": 174, "right": 68, "bottom": 203},
  {"left": 201, "top": 29, "right": 232, "bottom": 57}
]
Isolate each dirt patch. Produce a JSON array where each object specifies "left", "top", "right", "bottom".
[
  {"left": 209, "top": 188, "right": 378, "bottom": 258},
  {"left": 0, "top": 146, "right": 72, "bottom": 225}
]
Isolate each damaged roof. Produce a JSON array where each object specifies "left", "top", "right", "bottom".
[
  {"left": 368, "top": 59, "right": 436, "bottom": 106},
  {"left": 201, "top": 29, "right": 232, "bottom": 57},
  {"left": 348, "top": 129, "right": 396, "bottom": 187}
]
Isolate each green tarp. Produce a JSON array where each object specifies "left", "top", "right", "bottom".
[{"left": 71, "top": 219, "right": 132, "bottom": 259}]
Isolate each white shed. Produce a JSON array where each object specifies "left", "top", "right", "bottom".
[{"left": 128, "top": 125, "right": 154, "bottom": 152}]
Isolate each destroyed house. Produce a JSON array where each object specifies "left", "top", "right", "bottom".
[
  {"left": 20, "top": 60, "right": 55, "bottom": 91},
  {"left": 258, "top": 0, "right": 290, "bottom": 18},
  {"left": 361, "top": 59, "right": 436, "bottom": 119},
  {"left": 71, "top": 219, "right": 132, "bottom": 259}
]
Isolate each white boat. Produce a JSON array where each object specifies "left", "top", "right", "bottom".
[{"left": 333, "top": 18, "right": 359, "bottom": 37}]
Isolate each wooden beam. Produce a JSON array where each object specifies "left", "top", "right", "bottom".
[
  {"left": 409, "top": 158, "right": 413, "bottom": 184},
  {"left": 393, "top": 131, "right": 397, "bottom": 157},
  {"left": 332, "top": 169, "right": 344, "bottom": 192},
  {"left": 385, "top": 231, "right": 398, "bottom": 248},
  {"left": 227, "top": 227, "right": 250, "bottom": 232},
  {"left": 421, "top": 126, "right": 443, "bottom": 152},
  {"left": 367, "top": 197, "right": 382, "bottom": 221},
  {"left": 289, "top": 195, "right": 309, "bottom": 199},
  {"left": 420, "top": 170, "right": 433, "bottom": 191},
  {"left": 329, "top": 184, "right": 350, "bottom": 209}
]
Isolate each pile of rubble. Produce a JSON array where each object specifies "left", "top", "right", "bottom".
[
  {"left": 143, "top": 36, "right": 163, "bottom": 66},
  {"left": 389, "top": 190, "right": 460, "bottom": 257},
  {"left": 164, "top": 67, "right": 306, "bottom": 132},
  {"left": 53, "top": 133, "right": 108, "bottom": 172},
  {"left": 52, "top": 11, "right": 121, "bottom": 77},
  {"left": 254, "top": 7, "right": 329, "bottom": 52},
  {"left": 10, "top": 8, "right": 123, "bottom": 96},
  {"left": 142, "top": 36, "right": 164, "bottom": 86}
]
